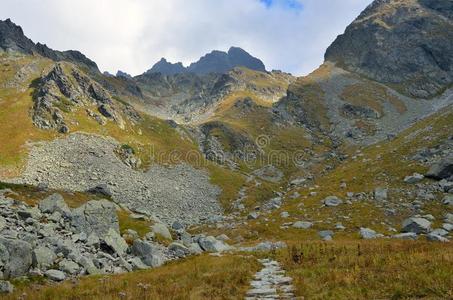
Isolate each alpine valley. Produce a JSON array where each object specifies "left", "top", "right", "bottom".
[{"left": 0, "top": 0, "right": 452, "bottom": 299}]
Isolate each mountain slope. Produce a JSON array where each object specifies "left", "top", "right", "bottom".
[{"left": 325, "top": 0, "right": 453, "bottom": 98}]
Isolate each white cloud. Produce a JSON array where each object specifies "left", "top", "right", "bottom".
[{"left": 0, "top": 0, "right": 371, "bottom": 76}]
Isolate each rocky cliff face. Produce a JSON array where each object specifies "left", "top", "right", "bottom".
[
  {"left": 0, "top": 19, "right": 99, "bottom": 72},
  {"left": 325, "top": 0, "right": 453, "bottom": 98}
]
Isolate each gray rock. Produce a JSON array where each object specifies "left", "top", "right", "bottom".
[
  {"left": 280, "top": 211, "right": 290, "bottom": 218},
  {"left": 168, "top": 242, "right": 189, "bottom": 258},
  {"left": 247, "top": 212, "right": 260, "bottom": 220},
  {"left": 335, "top": 223, "right": 346, "bottom": 230},
  {"left": 71, "top": 199, "right": 119, "bottom": 236},
  {"left": 444, "top": 213, "right": 453, "bottom": 224},
  {"left": 318, "top": 230, "right": 334, "bottom": 239},
  {"left": 188, "top": 243, "right": 203, "bottom": 254},
  {"left": 402, "top": 217, "right": 431, "bottom": 234},
  {"left": 32, "top": 246, "right": 57, "bottom": 270},
  {"left": 49, "top": 211, "right": 62, "bottom": 223},
  {"left": 171, "top": 221, "right": 184, "bottom": 231},
  {"left": 129, "top": 257, "right": 149, "bottom": 270},
  {"left": 359, "top": 228, "right": 382, "bottom": 239},
  {"left": 427, "top": 233, "right": 449, "bottom": 242},
  {"left": 198, "top": 236, "right": 232, "bottom": 252},
  {"left": 374, "top": 187, "right": 388, "bottom": 201},
  {"left": 426, "top": 155, "right": 453, "bottom": 180},
  {"left": 292, "top": 221, "right": 313, "bottom": 229},
  {"left": 88, "top": 184, "right": 113, "bottom": 197},
  {"left": 151, "top": 223, "right": 172, "bottom": 240},
  {"left": 17, "top": 207, "right": 42, "bottom": 220},
  {"left": 216, "top": 234, "right": 230, "bottom": 241},
  {"left": 404, "top": 173, "right": 424, "bottom": 184},
  {"left": 38, "top": 193, "right": 71, "bottom": 217},
  {"left": 45, "top": 269, "right": 66, "bottom": 281},
  {"left": 58, "top": 259, "right": 80, "bottom": 275},
  {"left": 430, "top": 228, "right": 448, "bottom": 237},
  {"left": 443, "top": 223, "right": 453, "bottom": 231},
  {"left": 130, "top": 240, "right": 163, "bottom": 267},
  {"left": 323, "top": 196, "right": 343, "bottom": 207},
  {"left": 0, "top": 280, "right": 14, "bottom": 294},
  {"left": 392, "top": 232, "right": 418, "bottom": 240},
  {"left": 101, "top": 228, "right": 128, "bottom": 256},
  {"left": 0, "top": 217, "right": 6, "bottom": 232},
  {"left": 443, "top": 195, "right": 453, "bottom": 206},
  {"left": 0, "top": 237, "right": 32, "bottom": 278},
  {"left": 86, "top": 233, "right": 100, "bottom": 247}
]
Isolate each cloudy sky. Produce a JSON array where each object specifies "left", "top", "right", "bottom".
[{"left": 1, "top": 0, "right": 371, "bottom": 76}]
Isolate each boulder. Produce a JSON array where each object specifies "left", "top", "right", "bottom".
[
  {"left": 318, "top": 230, "right": 334, "bottom": 240},
  {"left": 443, "top": 195, "right": 453, "bottom": 206},
  {"left": 430, "top": 228, "right": 448, "bottom": 237},
  {"left": 71, "top": 199, "right": 119, "bottom": 236},
  {"left": 32, "top": 246, "right": 57, "bottom": 270},
  {"left": 402, "top": 217, "right": 431, "bottom": 234},
  {"left": 0, "top": 238, "right": 32, "bottom": 278},
  {"left": 292, "top": 221, "right": 313, "bottom": 229},
  {"left": 444, "top": 213, "right": 453, "bottom": 224},
  {"left": 44, "top": 269, "right": 66, "bottom": 281},
  {"left": 392, "top": 232, "right": 418, "bottom": 240},
  {"left": 188, "top": 243, "right": 203, "bottom": 255},
  {"left": 129, "top": 257, "right": 149, "bottom": 270},
  {"left": 427, "top": 233, "right": 449, "bottom": 242},
  {"left": 151, "top": 223, "right": 172, "bottom": 240},
  {"left": 58, "top": 259, "right": 80, "bottom": 275},
  {"left": 426, "top": 156, "right": 453, "bottom": 180},
  {"left": 171, "top": 221, "right": 184, "bottom": 231},
  {"left": 323, "top": 196, "right": 343, "bottom": 207},
  {"left": 374, "top": 187, "right": 388, "bottom": 201},
  {"left": 443, "top": 223, "right": 453, "bottom": 231},
  {"left": 38, "top": 193, "right": 71, "bottom": 217},
  {"left": 130, "top": 240, "right": 163, "bottom": 267},
  {"left": 0, "top": 281, "right": 14, "bottom": 294},
  {"left": 17, "top": 207, "right": 42, "bottom": 220},
  {"left": 404, "top": 173, "right": 424, "bottom": 184},
  {"left": 280, "top": 211, "right": 290, "bottom": 218},
  {"left": 101, "top": 228, "right": 128, "bottom": 256},
  {"left": 198, "top": 236, "right": 232, "bottom": 252},
  {"left": 168, "top": 242, "right": 190, "bottom": 258},
  {"left": 359, "top": 228, "right": 382, "bottom": 239}
]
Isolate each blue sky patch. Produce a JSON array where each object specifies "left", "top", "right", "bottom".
[{"left": 260, "top": 0, "right": 303, "bottom": 11}]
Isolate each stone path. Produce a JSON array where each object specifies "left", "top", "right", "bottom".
[{"left": 246, "top": 259, "right": 296, "bottom": 300}]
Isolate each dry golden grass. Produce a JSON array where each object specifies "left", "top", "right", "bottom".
[
  {"left": 279, "top": 241, "right": 453, "bottom": 299},
  {"left": 6, "top": 255, "right": 260, "bottom": 300}
]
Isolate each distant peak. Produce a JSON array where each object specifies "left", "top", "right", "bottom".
[{"left": 145, "top": 47, "right": 265, "bottom": 75}]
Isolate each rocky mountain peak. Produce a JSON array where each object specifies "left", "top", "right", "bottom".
[
  {"left": 324, "top": 0, "right": 453, "bottom": 98},
  {"left": 146, "top": 47, "right": 266, "bottom": 76},
  {"left": 0, "top": 18, "right": 36, "bottom": 54},
  {"left": 146, "top": 58, "right": 186, "bottom": 75},
  {"left": 0, "top": 18, "right": 99, "bottom": 73}
]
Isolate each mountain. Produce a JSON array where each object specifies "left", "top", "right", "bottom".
[
  {"left": 0, "top": 2, "right": 453, "bottom": 298},
  {"left": 0, "top": 18, "right": 99, "bottom": 72},
  {"left": 146, "top": 58, "right": 186, "bottom": 75},
  {"left": 325, "top": 0, "right": 453, "bottom": 98},
  {"left": 146, "top": 47, "right": 266, "bottom": 75}
]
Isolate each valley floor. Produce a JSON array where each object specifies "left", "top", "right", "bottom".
[{"left": 3, "top": 241, "right": 452, "bottom": 300}]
